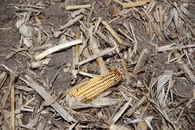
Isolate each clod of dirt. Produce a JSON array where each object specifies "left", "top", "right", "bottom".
[{"left": 173, "top": 77, "right": 194, "bottom": 99}]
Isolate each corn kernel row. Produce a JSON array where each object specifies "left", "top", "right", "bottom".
[{"left": 68, "top": 70, "right": 122, "bottom": 103}]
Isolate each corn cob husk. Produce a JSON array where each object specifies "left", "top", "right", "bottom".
[{"left": 67, "top": 70, "right": 122, "bottom": 103}]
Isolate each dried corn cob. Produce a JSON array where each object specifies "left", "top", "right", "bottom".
[{"left": 68, "top": 70, "right": 122, "bottom": 103}]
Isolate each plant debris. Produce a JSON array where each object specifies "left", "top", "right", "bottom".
[{"left": 0, "top": 0, "right": 194, "bottom": 129}]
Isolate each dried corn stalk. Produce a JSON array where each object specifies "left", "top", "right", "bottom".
[{"left": 67, "top": 70, "right": 122, "bottom": 103}]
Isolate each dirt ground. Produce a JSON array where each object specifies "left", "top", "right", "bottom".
[{"left": 0, "top": 0, "right": 194, "bottom": 130}]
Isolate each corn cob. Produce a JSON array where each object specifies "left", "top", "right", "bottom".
[{"left": 68, "top": 70, "right": 122, "bottom": 103}]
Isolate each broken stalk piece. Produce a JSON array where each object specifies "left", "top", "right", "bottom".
[
  {"left": 88, "top": 27, "right": 108, "bottom": 74},
  {"left": 35, "top": 39, "right": 82, "bottom": 61}
]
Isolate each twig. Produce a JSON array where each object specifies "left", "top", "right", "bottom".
[
  {"left": 79, "top": 47, "right": 115, "bottom": 66},
  {"left": 60, "top": 15, "right": 84, "bottom": 30},
  {"left": 86, "top": 3, "right": 95, "bottom": 27},
  {"left": 35, "top": 39, "right": 82, "bottom": 60}
]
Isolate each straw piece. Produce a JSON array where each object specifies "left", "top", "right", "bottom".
[
  {"left": 65, "top": 4, "right": 91, "bottom": 10},
  {"left": 122, "top": 0, "right": 151, "bottom": 8},
  {"left": 11, "top": 75, "right": 16, "bottom": 130},
  {"left": 35, "top": 39, "right": 82, "bottom": 60},
  {"left": 74, "top": 32, "right": 80, "bottom": 68},
  {"left": 30, "top": 58, "right": 50, "bottom": 68},
  {"left": 2, "top": 73, "right": 17, "bottom": 107},
  {"left": 157, "top": 44, "right": 195, "bottom": 52},
  {"left": 102, "top": 20, "right": 123, "bottom": 45}
]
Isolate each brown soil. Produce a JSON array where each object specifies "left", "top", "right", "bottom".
[{"left": 0, "top": 0, "right": 194, "bottom": 130}]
